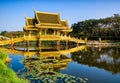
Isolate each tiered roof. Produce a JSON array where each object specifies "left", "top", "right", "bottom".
[
  {"left": 35, "top": 12, "right": 60, "bottom": 24},
  {"left": 24, "top": 11, "right": 72, "bottom": 32},
  {"left": 26, "top": 18, "right": 36, "bottom": 26},
  {"left": 61, "top": 20, "right": 68, "bottom": 27}
]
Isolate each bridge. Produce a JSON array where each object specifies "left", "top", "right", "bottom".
[
  {"left": 0, "top": 45, "right": 86, "bottom": 57},
  {"left": 0, "top": 34, "right": 86, "bottom": 46}
]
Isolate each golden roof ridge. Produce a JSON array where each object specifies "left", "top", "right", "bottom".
[{"left": 34, "top": 10, "right": 59, "bottom": 15}]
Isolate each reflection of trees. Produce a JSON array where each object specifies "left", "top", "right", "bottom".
[
  {"left": 71, "top": 47, "right": 120, "bottom": 74},
  {"left": 18, "top": 54, "right": 87, "bottom": 83}
]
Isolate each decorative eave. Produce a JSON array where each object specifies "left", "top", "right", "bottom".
[
  {"left": 23, "top": 26, "right": 38, "bottom": 31},
  {"left": 61, "top": 20, "right": 69, "bottom": 28},
  {"left": 35, "top": 24, "right": 68, "bottom": 30},
  {"left": 60, "top": 28, "right": 72, "bottom": 33},
  {"left": 25, "top": 17, "right": 37, "bottom": 26}
]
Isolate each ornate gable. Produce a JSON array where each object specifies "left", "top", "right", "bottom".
[{"left": 35, "top": 11, "right": 61, "bottom": 25}]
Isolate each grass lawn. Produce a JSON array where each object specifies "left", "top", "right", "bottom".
[{"left": 0, "top": 51, "right": 28, "bottom": 83}]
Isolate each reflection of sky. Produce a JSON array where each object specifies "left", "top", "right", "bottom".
[
  {"left": 0, "top": 0, "right": 120, "bottom": 31},
  {"left": 116, "top": 58, "right": 120, "bottom": 63},
  {"left": 61, "top": 62, "right": 120, "bottom": 83},
  {"left": 97, "top": 54, "right": 114, "bottom": 64},
  {"left": 8, "top": 54, "right": 25, "bottom": 72},
  {"left": 97, "top": 54, "right": 120, "bottom": 64}
]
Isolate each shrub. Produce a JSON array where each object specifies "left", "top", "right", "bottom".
[{"left": 0, "top": 51, "right": 7, "bottom": 60}]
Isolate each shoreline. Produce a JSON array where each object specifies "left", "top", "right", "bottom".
[
  {"left": 87, "top": 43, "right": 120, "bottom": 45},
  {"left": 86, "top": 41, "right": 120, "bottom": 46}
]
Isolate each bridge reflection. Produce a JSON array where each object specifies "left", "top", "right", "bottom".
[
  {"left": 1, "top": 45, "right": 120, "bottom": 75},
  {"left": 0, "top": 45, "right": 86, "bottom": 57},
  {"left": 23, "top": 52, "right": 72, "bottom": 81},
  {"left": 1, "top": 45, "right": 87, "bottom": 83},
  {"left": 0, "top": 45, "right": 87, "bottom": 82}
]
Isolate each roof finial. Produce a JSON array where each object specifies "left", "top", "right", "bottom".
[
  {"left": 32, "top": 7, "right": 36, "bottom": 13},
  {"left": 25, "top": 16, "right": 27, "bottom": 19}
]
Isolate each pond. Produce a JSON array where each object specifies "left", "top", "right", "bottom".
[{"left": 2, "top": 45, "right": 120, "bottom": 83}]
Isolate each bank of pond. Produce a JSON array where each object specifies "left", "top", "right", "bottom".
[{"left": 0, "top": 51, "right": 28, "bottom": 83}]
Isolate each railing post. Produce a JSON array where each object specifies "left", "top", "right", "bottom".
[
  {"left": 54, "top": 30, "right": 56, "bottom": 36},
  {"left": 26, "top": 38, "right": 30, "bottom": 52},
  {"left": 85, "top": 38, "right": 87, "bottom": 44},
  {"left": 23, "top": 34, "right": 26, "bottom": 40},
  {"left": 66, "top": 40, "right": 68, "bottom": 50},
  {"left": 37, "top": 39, "right": 41, "bottom": 49},
  {"left": 28, "top": 33, "right": 31, "bottom": 39},
  {"left": 80, "top": 38, "right": 82, "bottom": 40},
  {"left": 56, "top": 40, "right": 60, "bottom": 50},
  {"left": 69, "top": 35, "right": 70, "bottom": 38},
  {"left": 99, "top": 38, "right": 101, "bottom": 43},
  {"left": 45, "top": 29, "right": 47, "bottom": 36},
  {"left": 10, "top": 38, "right": 14, "bottom": 50},
  {"left": 38, "top": 30, "right": 41, "bottom": 38},
  {"left": 76, "top": 41, "right": 78, "bottom": 47},
  {"left": 65, "top": 32, "right": 67, "bottom": 38}
]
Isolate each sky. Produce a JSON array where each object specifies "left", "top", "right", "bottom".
[{"left": 0, "top": 0, "right": 120, "bottom": 31}]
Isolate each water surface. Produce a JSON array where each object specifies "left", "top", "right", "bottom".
[{"left": 3, "top": 46, "right": 120, "bottom": 83}]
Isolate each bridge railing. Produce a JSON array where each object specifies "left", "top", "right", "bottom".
[{"left": 0, "top": 34, "right": 86, "bottom": 46}]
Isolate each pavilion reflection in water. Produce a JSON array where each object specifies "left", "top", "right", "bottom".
[
  {"left": 0, "top": 45, "right": 88, "bottom": 83},
  {"left": 23, "top": 52, "right": 72, "bottom": 83}
]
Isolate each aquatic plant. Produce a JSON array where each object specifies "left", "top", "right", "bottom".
[{"left": 18, "top": 56, "right": 88, "bottom": 83}]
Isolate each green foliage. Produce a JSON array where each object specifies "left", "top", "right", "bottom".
[
  {"left": 0, "top": 31, "right": 24, "bottom": 38},
  {"left": 0, "top": 51, "right": 7, "bottom": 60},
  {"left": 70, "top": 14, "right": 120, "bottom": 40},
  {"left": 0, "top": 51, "right": 28, "bottom": 83},
  {"left": 0, "top": 62, "right": 28, "bottom": 83},
  {"left": 0, "top": 31, "right": 9, "bottom": 37}
]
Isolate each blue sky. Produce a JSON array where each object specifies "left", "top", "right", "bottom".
[{"left": 0, "top": 0, "right": 120, "bottom": 31}]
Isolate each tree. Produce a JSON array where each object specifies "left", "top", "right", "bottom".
[
  {"left": 70, "top": 14, "right": 120, "bottom": 40},
  {"left": 0, "top": 31, "right": 9, "bottom": 37}
]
